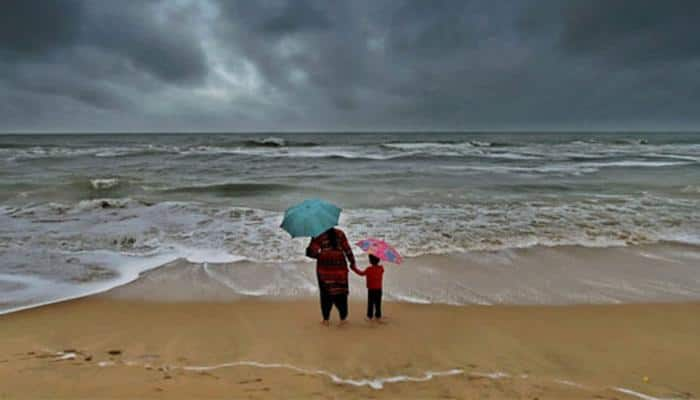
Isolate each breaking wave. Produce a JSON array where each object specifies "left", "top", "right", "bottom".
[
  {"left": 90, "top": 178, "right": 120, "bottom": 190},
  {"left": 2, "top": 137, "right": 699, "bottom": 166},
  {"left": 2, "top": 133, "right": 700, "bottom": 314},
  {"left": 160, "top": 182, "right": 298, "bottom": 197}
]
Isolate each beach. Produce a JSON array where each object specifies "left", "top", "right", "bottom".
[
  {"left": 2, "top": 133, "right": 700, "bottom": 312},
  {"left": 3, "top": 0, "right": 700, "bottom": 396},
  {"left": 2, "top": 295, "right": 699, "bottom": 399},
  {"left": 2, "top": 132, "right": 700, "bottom": 398}
]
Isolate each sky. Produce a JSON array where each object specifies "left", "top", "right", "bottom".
[{"left": 1, "top": 0, "right": 699, "bottom": 133}]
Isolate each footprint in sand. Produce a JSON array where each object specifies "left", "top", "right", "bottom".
[
  {"left": 238, "top": 378, "right": 263, "bottom": 384},
  {"left": 244, "top": 387, "right": 270, "bottom": 392},
  {"left": 194, "top": 371, "right": 219, "bottom": 380}
]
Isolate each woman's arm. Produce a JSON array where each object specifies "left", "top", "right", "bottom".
[
  {"left": 306, "top": 238, "right": 321, "bottom": 259},
  {"left": 338, "top": 230, "right": 357, "bottom": 270}
]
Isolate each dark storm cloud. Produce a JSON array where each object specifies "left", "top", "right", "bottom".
[
  {"left": 1, "top": 1, "right": 207, "bottom": 83},
  {"left": 1, "top": 0, "right": 699, "bottom": 131},
  {"left": 84, "top": 1, "right": 208, "bottom": 84},
  {"left": 0, "top": 0, "right": 83, "bottom": 57},
  {"left": 524, "top": 0, "right": 700, "bottom": 65},
  {"left": 0, "top": 0, "right": 208, "bottom": 120},
  {"left": 213, "top": 0, "right": 513, "bottom": 126},
  {"left": 258, "top": 0, "right": 331, "bottom": 35}
]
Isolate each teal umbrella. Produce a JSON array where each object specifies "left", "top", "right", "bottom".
[{"left": 281, "top": 198, "right": 341, "bottom": 238}]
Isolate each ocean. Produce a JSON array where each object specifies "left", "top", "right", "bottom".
[{"left": 1, "top": 132, "right": 699, "bottom": 312}]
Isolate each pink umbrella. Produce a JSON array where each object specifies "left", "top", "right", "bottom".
[{"left": 355, "top": 238, "right": 403, "bottom": 264}]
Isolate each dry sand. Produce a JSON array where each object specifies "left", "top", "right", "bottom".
[{"left": 1, "top": 298, "right": 699, "bottom": 399}]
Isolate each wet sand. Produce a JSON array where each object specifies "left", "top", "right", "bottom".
[
  {"left": 1, "top": 298, "right": 699, "bottom": 399},
  {"left": 5, "top": 243, "right": 700, "bottom": 315}
]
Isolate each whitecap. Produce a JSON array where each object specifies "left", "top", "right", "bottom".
[
  {"left": 90, "top": 178, "right": 120, "bottom": 190},
  {"left": 389, "top": 293, "right": 432, "bottom": 304},
  {"left": 580, "top": 160, "right": 693, "bottom": 168},
  {"left": 178, "top": 247, "right": 246, "bottom": 264},
  {"left": 258, "top": 137, "right": 286, "bottom": 147}
]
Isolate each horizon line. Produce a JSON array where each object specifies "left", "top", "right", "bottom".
[{"left": 1, "top": 129, "right": 699, "bottom": 135}]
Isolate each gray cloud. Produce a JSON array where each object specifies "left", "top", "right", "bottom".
[
  {"left": 258, "top": 0, "right": 331, "bottom": 35},
  {"left": 0, "top": 0, "right": 208, "bottom": 116},
  {"left": 83, "top": 1, "right": 208, "bottom": 84},
  {"left": 1, "top": 0, "right": 699, "bottom": 132},
  {"left": 522, "top": 0, "right": 700, "bottom": 66},
  {"left": 0, "top": 0, "right": 83, "bottom": 57}
]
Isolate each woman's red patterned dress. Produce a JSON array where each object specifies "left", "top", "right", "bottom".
[{"left": 307, "top": 228, "right": 356, "bottom": 295}]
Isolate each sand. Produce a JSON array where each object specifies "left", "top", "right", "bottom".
[{"left": 1, "top": 298, "right": 699, "bottom": 399}]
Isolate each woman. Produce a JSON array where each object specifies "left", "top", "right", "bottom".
[{"left": 306, "top": 227, "right": 357, "bottom": 325}]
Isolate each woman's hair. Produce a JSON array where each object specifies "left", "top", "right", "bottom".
[
  {"left": 368, "top": 254, "right": 380, "bottom": 265},
  {"left": 326, "top": 227, "right": 338, "bottom": 249}
]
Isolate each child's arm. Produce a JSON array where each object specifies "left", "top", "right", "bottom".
[{"left": 353, "top": 266, "right": 366, "bottom": 276}]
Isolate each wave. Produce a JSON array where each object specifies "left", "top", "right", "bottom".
[
  {"left": 1, "top": 145, "right": 175, "bottom": 160},
  {"left": 381, "top": 141, "right": 475, "bottom": 153},
  {"left": 160, "top": 182, "right": 298, "bottom": 197},
  {"left": 382, "top": 139, "right": 510, "bottom": 148},
  {"left": 566, "top": 138, "right": 649, "bottom": 146},
  {"left": 2, "top": 195, "right": 700, "bottom": 313},
  {"left": 0, "top": 244, "right": 249, "bottom": 316},
  {"left": 5, "top": 195, "right": 699, "bottom": 261},
  {"left": 582, "top": 160, "right": 692, "bottom": 168},
  {"left": 0, "top": 143, "right": 60, "bottom": 149},
  {"left": 172, "top": 145, "right": 414, "bottom": 160},
  {"left": 3, "top": 137, "right": 699, "bottom": 165},
  {"left": 0, "top": 251, "right": 180, "bottom": 316},
  {"left": 646, "top": 153, "right": 700, "bottom": 162},
  {"left": 238, "top": 137, "right": 321, "bottom": 148},
  {"left": 377, "top": 142, "right": 541, "bottom": 160},
  {"left": 61, "top": 178, "right": 134, "bottom": 198},
  {"left": 611, "top": 138, "right": 649, "bottom": 145},
  {"left": 1, "top": 147, "right": 97, "bottom": 160},
  {"left": 440, "top": 159, "right": 693, "bottom": 175},
  {"left": 94, "top": 148, "right": 173, "bottom": 158},
  {"left": 90, "top": 178, "right": 120, "bottom": 190},
  {"left": 243, "top": 137, "right": 287, "bottom": 147}
]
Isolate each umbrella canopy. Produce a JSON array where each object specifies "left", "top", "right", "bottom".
[
  {"left": 280, "top": 198, "right": 342, "bottom": 238},
  {"left": 355, "top": 238, "right": 403, "bottom": 264}
]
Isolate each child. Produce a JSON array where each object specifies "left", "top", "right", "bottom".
[{"left": 356, "top": 254, "right": 384, "bottom": 321}]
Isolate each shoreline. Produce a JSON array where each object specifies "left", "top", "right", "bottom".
[
  {"left": 4, "top": 241, "right": 700, "bottom": 315},
  {"left": 2, "top": 297, "right": 699, "bottom": 399}
]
